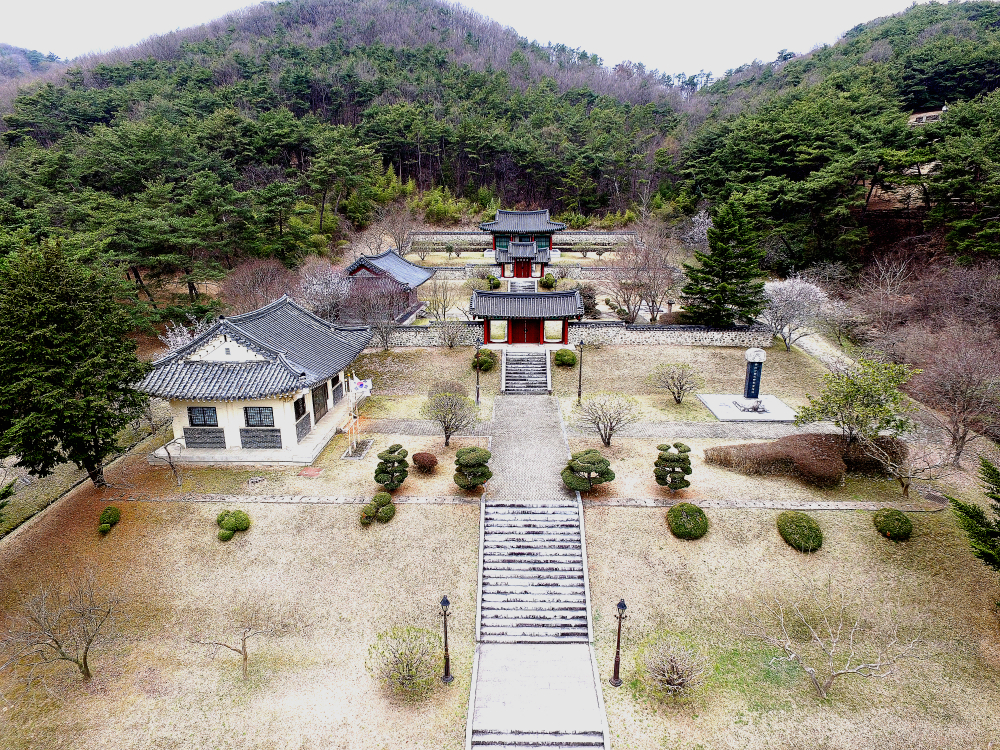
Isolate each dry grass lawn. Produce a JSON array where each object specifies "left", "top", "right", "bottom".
[
  {"left": 554, "top": 344, "right": 828, "bottom": 423},
  {"left": 0, "top": 481, "right": 479, "bottom": 750},
  {"left": 586, "top": 505, "right": 1000, "bottom": 749}
]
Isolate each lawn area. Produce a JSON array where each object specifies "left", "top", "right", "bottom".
[
  {"left": 352, "top": 347, "right": 501, "bottom": 420},
  {"left": 0, "top": 480, "right": 479, "bottom": 750},
  {"left": 554, "top": 343, "right": 828, "bottom": 423},
  {"left": 586, "top": 504, "right": 1000, "bottom": 749}
]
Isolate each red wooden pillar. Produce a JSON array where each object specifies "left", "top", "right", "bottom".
[
  {"left": 507, "top": 318, "right": 513, "bottom": 344},
  {"left": 562, "top": 319, "right": 569, "bottom": 344},
  {"left": 483, "top": 319, "right": 489, "bottom": 344}
]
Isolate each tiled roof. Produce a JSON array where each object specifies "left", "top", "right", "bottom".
[
  {"left": 480, "top": 210, "right": 567, "bottom": 234},
  {"left": 469, "top": 290, "right": 584, "bottom": 319},
  {"left": 495, "top": 241, "right": 551, "bottom": 264},
  {"left": 138, "top": 296, "right": 373, "bottom": 401},
  {"left": 344, "top": 251, "right": 434, "bottom": 289}
]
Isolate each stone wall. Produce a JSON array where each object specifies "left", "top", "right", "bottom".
[
  {"left": 382, "top": 320, "right": 770, "bottom": 348},
  {"left": 567, "top": 322, "right": 773, "bottom": 347},
  {"left": 387, "top": 321, "right": 485, "bottom": 347}
]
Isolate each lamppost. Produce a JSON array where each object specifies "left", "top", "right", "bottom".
[
  {"left": 610, "top": 598, "right": 627, "bottom": 687},
  {"left": 440, "top": 595, "right": 454, "bottom": 683},
  {"left": 576, "top": 338, "right": 584, "bottom": 405},
  {"left": 475, "top": 342, "right": 482, "bottom": 406}
]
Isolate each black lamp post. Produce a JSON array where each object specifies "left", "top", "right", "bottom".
[
  {"left": 576, "top": 338, "right": 584, "bottom": 405},
  {"left": 475, "top": 342, "right": 482, "bottom": 405},
  {"left": 440, "top": 595, "right": 454, "bottom": 683},
  {"left": 610, "top": 598, "right": 627, "bottom": 687}
]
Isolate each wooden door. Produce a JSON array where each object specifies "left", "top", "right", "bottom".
[
  {"left": 511, "top": 320, "right": 526, "bottom": 344},
  {"left": 524, "top": 320, "right": 540, "bottom": 344},
  {"left": 514, "top": 260, "right": 531, "bottom": 278}
]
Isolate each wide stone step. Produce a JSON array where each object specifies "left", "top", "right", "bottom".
[
  {"left": 481, "top": 608, "right": 587, "bottom": 619},
  {"left": 482, "top": 595, "right": 586, "bottom": 605},
  {"left": 488, "top": 502, "right": 578, "bottom": 508},
  {"left": 479, "top": 635, "right": 591, "bottom": 645},
  {"left": 484, "top": 561, "right": 583, "bottom": 571},
  {"left": 472, "top": 731, "right": 604, "bottom": 748},
  {"left": 486, "top": 521, "right": 580, "bottom": 529}
]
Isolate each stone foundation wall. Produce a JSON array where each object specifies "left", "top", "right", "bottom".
[
  {"left": 567, "top": 321, "right": 773, "bottom": 347},
  {"left": 386, "top": 321, "right": 485, "bottom": 347}
]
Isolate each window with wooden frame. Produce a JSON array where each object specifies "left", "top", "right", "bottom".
[
  {"left": 293, "top": 397, "right": 307, "bottom": 421},
  {"left": 188, "top": 406, "right": 218, "bottom": 427},
  {"left": 244, "top": 406, "right": 275, "bottom": 427},
  {"left": 543, "top": 320, "right": 564, "bottom": 343},
  {"left": 489, "top": 320, "right": 508, "bottom": 342}
]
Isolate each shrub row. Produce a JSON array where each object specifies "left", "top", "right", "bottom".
[{"left": 361, "top": 492, "right": 397, "bottom": 526}]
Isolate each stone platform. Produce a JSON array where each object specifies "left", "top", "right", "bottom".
[{"left": 697, "top": 393, "right": 797, "bottom": 422}]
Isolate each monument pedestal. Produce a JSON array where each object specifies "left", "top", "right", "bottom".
[{"left": 697, "top": 394, "right": 797, "bottom": 422}]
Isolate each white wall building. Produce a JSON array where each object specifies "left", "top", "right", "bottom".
[{"left": 140, "top": 296, "right": 373, "bottom": 465}]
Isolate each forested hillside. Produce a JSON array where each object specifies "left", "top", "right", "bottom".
[{"left": 0, "top": 0, "right": 999, "bottom": 303}]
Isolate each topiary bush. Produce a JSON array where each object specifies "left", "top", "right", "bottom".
[
  {"left": 360, "top": 503, "right": 378, "bottom": 526},
  {"left": 373, "top": 492, "right": 393, "bottom": 508},
  {"left": 216, "top": 509, "right": 251, "bottom": 541},
  {"left": 554, "top": 348, "right": 577, "bottom": 367},
  {"left": 99, "top": 505, "right": 121, "bottom": 533},
  {"left": 376, "top": 503, "right": 397, "bottom": 523},
  {"left": 666, "top": 503, "right": 708, "bottom": 540},
  {"left": 539, "top": 273, "right": 556, "bottom": 290},
  {"left": 454, "top": 446, "right": 493, "bottom": 490},
  {"left": 654, "top": 443, "right": 692, "bottom": 492},
  {"left": 873, "top": 508, "right": 912, "bottom": 541},
  {"left": 487, "top": 274, "right": 501, "bottom": 290},
  {"left": 412, "top": 452, "right": 438, "bottom": 473},
  {"left": 776, "top": 511, "right": 823, "bottom": 553},
  {"left": 361, "top": 492, "right": 397, "bottom": 525},
  {"left": 375, "top": 444, "right": 409, "bottom": 490},
  {"left": 561, "top": 449, "right": 615, "bottom": 493}
]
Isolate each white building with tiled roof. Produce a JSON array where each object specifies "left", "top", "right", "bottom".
[{"left": 140, "top": 296, "right": 373, "bottom": 464}]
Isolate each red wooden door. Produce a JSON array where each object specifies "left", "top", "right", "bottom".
[
  {"left": 514, "top": 260, "right": 531, "bottom": 278},
  {"left": 511, "top": 320, "right": 526, "bottom": 344},
  {"left": 524, "top": 320, "right": 540, "bottom": 344}
]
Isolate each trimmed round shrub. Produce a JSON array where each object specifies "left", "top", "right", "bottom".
[
  {"left": 873, "top": 508, "right": 912, "bottom": 541},
  {"left": 666, "top": 503, "right": 708, "bottom": 540},
  {"left": 99, "top": 506, "right": 121, "bottom": 527},
  {"left": 776, "top": 511, "right": 823, "bottom": 553},
  {"left": 360, "top": 503, "right": 378, "bottom": 526},
  {"left": 219, "top": 510, "right": 251, "bottom": 532},
  {"left": 554, "top": 349, "right": 577, "bottom": 367},
  {"left": 218, "top": 528, "right": 235, "bottom": 542},
  {"left": 99, "top": 523, "right": 112, "bottom": 535},
  {"left": 373, "top": 492, "right": 393, "bottom": 508},
  {"left": 412, "top": 453, "right": 438, "bottom": 473},
  {"left": 539, "top": 273, "right": 556, "bottom": 290},
  {"left": 487, "top": 275, "right": 501, "bottom": 290},
  {"left": 376, "top": 504, "right": 397, "bottom": 523},
  {"left": 472, "top": 348, "right": 498, "bottom": 372}
]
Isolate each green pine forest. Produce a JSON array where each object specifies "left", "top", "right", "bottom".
[{"left": 1, "top": 0, "right": 999, "bottom": 315}]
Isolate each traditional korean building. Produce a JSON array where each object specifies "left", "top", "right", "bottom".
[
  {"left": 139, "top": 296, "right": 373, "bottom": 464},
  {"left": 470, "top": 289, "right": 584, "bottom": 345},
  {"left": 480, "top": 210, "right": 567, "bottom": 278},
  {"left": 343, "top": 250, "right": 435, "bottom": 321}
]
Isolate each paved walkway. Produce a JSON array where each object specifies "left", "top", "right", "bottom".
[
  {"left": 117, "top": 494, "right": 480, "bottom": 505},
  {"left": 565, "top": 420, "right": 840, "bottom": 440},
  {"left": 470, "top": 396, "right": 609, "bottom": 750}
]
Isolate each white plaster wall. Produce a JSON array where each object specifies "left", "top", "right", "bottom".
[{"left": 187, "top": 335, "right": 266, "bottom": 363}]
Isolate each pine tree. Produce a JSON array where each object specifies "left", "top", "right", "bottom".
[
  {"left": 454, "top": 447, "right": 492, "bottom": 490},
  {"left": 0, "top": 242, "right": 151, "bottom": 487},
  {"left": 949, "top": 457, "right": 1000, "bottom": 572},
  {"left": 374, "top": 444, "right": 409, "bottom": 491},
  {"left": 654, "top": 443, "right": 693, "bottom": 492},
  {"left": 680, "top": 202, "right": 767, "bottom": 327},
  {"left": 561, "top": 449, "right": 615, "bottom": 493}
]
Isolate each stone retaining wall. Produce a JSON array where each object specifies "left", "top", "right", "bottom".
[
  {"left": 381, "top": 321, "right": 771, "bottom": 348},
  {"left": 424, "top": 265, "right": 615, "bottom": 280}
]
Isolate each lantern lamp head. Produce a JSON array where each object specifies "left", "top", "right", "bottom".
[
  {"left": 617, "top": 598, "right": 627, "bottom": 613},
  {"left": 440, "top": 596, "right": 450, "bottom": 612}
]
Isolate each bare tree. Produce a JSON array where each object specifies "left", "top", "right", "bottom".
[
  {"left": 607, "top": 243, "right": 646, "bottom": 323},
  {"left": 220, "top": 259, "right": 293, "bottom": 314},
  {"left": 860, "top": 433, "right": 953, "bottom": 497},
  {"left": 643, "top": 636, "right": 706, "bottom": 697},
  {"left": 152, "top": 438, "right": 185, "bottom": 487},
  {"left": 648, "top": 363, "right": 705, "bottom": 405},
  {"left": 743, "top": 580, "right": 920, "bottom": 699},
  {"left": 852, "top": 257, "right": 913, "bottom": 346},
  {"left": 576, "top": 393, "right": 641, "bottom": 447},
  {"left": 676, "top": 208, "right": 711, "bottom": 253},
  {"left": 910, "top": 340, "right": 1000, "bottom": 466},
  {"left": 293, "top": 256, "right": 347, "bottom": 321},
  {"left": 374, "top": 203, "right": 417, "bottom": 255},
  {"left": 816, "top": 297, "right": 862, "bottom": 347},
  {"left": 439, "top": 319, "right": 465, "bottom": 348},
  {"left": 634, "top": 220, "right": 684, "bottom": 323},
  {"left": 420, "top": 390, "right": 479, "bottom": 446},
  {"left": 425, "top": 277, "right": 459, "bottom": 321},
  {"left": 158, "top": 314, "right": 215, "bottom": 352},
  {"left": 1, "top": 575, "right": 120, "bottom": 688},
  {"left": 759, "top": 277, "right": 828, "bottom": 351},
  {"left": 342, "top": 274, "right": 403, "bottom": 350},
  {"left": 412, "top": 242, "right": 432, "bottom": 262},
  {"left": 190, "top": 598, "right": 294, "bottom": 680}
]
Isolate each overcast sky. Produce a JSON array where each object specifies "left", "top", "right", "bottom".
[{"left": 6, "top": 0, "right": 925, "bottom": 76}]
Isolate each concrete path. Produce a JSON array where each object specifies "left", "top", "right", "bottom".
[
  {"left": 470, "top": 395, "right": 609, "bottom": 750},
  {"left": 565, "top": 420, "right": 840, "bottom": 440}
]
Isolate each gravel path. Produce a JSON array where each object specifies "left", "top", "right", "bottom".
[
  {"left": 364, "top": 418, "right": 493, "bottom": 436},
  {"left": 119, "top": 494, "right": 481, "bottom": 505},
  {"left": 586, "top": 495, "right": 946, "bottom": 512},
  {"left": 566, "top": 420, "right": 841, "bottom": 440}
]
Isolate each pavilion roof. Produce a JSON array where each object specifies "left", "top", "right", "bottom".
[
  {"left": 479, "top": 210, "right": 566, "bottom": 234},
  {"left": 469, "top": 290, "right": 584, "bottom": 319},
  {"left": 495, "top": 241, "right": 551, "bottom": 264},
  {"left": 344, "top": 251, "right": 435, "bottom": 289}
]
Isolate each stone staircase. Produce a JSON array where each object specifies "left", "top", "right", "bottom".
[
  {"left": 471, "top": 730, "right": 604, "bottom": 749},
  {"left": 480, "top": 500, "right": 589, "bottom": 645},
  {"left": 502, "top": 352, "right": 550, "bottom": 395},
  {"left": 508, "top": 279, "right": 537, "bottom": 293}
]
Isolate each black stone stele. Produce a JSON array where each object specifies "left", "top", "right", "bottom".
[{"left": 744, "top": 361, "right": 763, "bottom": 399}]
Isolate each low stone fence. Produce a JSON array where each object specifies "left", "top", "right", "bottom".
[
  {"left": 423, "top": 264, "right": 616, "bottom": 281},
  {"left": 379, "top": 320, "right": 771, "bottom": 348},
  {"left": 567, "top": 322, "right": 773, "bottom": 347}
]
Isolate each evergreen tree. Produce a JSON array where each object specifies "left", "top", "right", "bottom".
[
  {"left": 0, "top": 242, "right": 151, "bottom": 487},
  {"left": 680, "top": 202, "right": 767, "bottom": 327},
  {"left": 949, "top": 457, "right": 1000, "bottom": 573},
  {"left": 561, "top": 449, "right": 615, "bottom": 493},
  {"left": 654, "top": 443, "right": 693, "bottom": 492},
  {"left": 374, "top": 444, "right": 409, "bottom": 491},
  {"left": 454, "top": 447, "right": 492, "bottom": 490}
]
